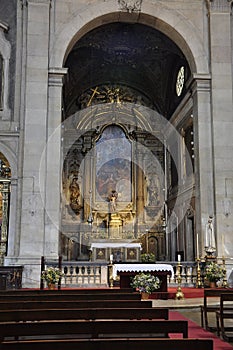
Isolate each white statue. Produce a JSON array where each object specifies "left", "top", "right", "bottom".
[{"left": 204, "top": 216, "right": 216, "bottom": 254}]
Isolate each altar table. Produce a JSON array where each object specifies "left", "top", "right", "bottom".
[{"left": 113, "top": 263, "right": 174, "bottom": 292}]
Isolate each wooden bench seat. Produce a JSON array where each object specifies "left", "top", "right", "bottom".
[
  {"left": 0, "top": 292, "right": 141, "bottom": 301},
  {"left": 216, "top": 292, "right": 233, "bottom": 341},
  {"left": 0, "top": 299, "right": 152, "bottom": 310},
  {"left": 0, "top": 338, "right": 213, "bottom": 350},
  {"left": 0, "top": 307, "right": 168, "bottom": 322},
  {"left": 200, "top": 288, "right": 233, "bottom": 330},
  {"left": 0, "top": 319, "right": 188, "bottom": 341}
]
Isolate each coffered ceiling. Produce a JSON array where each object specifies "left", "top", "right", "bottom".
[{"left": 63, "top": 22, "right": 190, "bottom": 119}]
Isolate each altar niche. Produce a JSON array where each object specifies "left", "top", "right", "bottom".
[{"left": 61, "top": 122, "right": 165, "bottom": 262}]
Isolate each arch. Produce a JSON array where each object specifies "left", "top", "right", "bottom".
[
  {"left": 0, "top": 142, "right": 17, "bottom": 179},
  {"left": 50, "top": 0, "right": 208, "bottom": 74}
]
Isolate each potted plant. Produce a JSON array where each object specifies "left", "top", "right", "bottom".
[
  {"left": 41, "top": 266, "right": 63, "bottom": 289},
  {"left": 141, "top": 253, "right": 155, "bottom": 263},
  {"left": 130, "top": 272, "right": 161, "bottom": 299},
  {"left": 204, "top": 262, "right": 225, "bottom": 287}
]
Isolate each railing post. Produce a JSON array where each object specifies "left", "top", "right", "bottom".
[
  {"left": 40, "top": 256, "right": 45, "bottom": 290},
  {"left": 58, "top": 256, "right": 62, "bottom": 290}
]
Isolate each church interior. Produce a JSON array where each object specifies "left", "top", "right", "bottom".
[
  {"left": 0, "top": 1, "right": 233, "bottom": 349},
  {"left": 0, "top": 0, "right": 232, "bottom": 292},
  {"left": 59, "top": 21, "right": 195, "bottom": 265}
]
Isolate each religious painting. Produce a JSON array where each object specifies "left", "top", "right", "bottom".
[
  {"left": 96, "top": 248, "right": 106, "bottom": 260},
  {"left": 95, "top": 125, "right": 132, "bottom": 202},
  {"left": 127, "top": 248, "right": 137, "bottom": 260}
]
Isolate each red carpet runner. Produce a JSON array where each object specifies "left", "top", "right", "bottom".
[
  {"left": 169, "top": 310, "right": 233, "bottom": 350},
  {"left": 149, "top": 287, "right": 204, "bottom": 299}
]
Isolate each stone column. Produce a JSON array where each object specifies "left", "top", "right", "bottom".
[
  {"left": 44, "top": 67, "right": 67, "bottom": 257},
  {"left": 191, "top": 74, "right": 213, "bottom": 256},
  {"left": 208, "top": 0, "right": 233, "bottom": 258},
  {"left": 135, "top": 133, "right": 145, "bottom": 225},
  {"left": 82, "top": 133, "right": 93, "bottom": 223},
  {"left": 16, "top": 0, "right": 52, "bottom": 287}
]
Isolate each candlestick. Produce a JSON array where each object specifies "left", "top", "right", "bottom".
[
  {"left": 175, "top": 261, "right": 184, "bottom": 300},
  {"left": 196, "top": 258, "right": 203, "bottom": 288},
  {"left": 196, "top": 233, "right": 199, "bottom": 258}
]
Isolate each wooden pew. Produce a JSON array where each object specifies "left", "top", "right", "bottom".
[
  {"left": 200, "top": 288, "right": 233, "bottom": 330},
  {"left": 0, "top": 288, "right": 133, "bottom": 295},
  {"left": 0, "top": 319, "right": 188, "bottom": 341},
  {"left": 0, "top": 299, "right": 152, "bottom": 310},
  {"left": 0, "top": 292, "right": 141, "bottom": 301},
  {"left": 0, "top": 307, "right": 169, "bottom": 322},
  {"left": 0, "top": 338, "right": 213, "bottom": 350},
  {"left": 216, "top": 292, "right": 233, "bottom": 341}
]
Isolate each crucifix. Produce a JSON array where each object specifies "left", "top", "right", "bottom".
[{"left": 87, "top": 86, "right": 100, "bottom": 107}]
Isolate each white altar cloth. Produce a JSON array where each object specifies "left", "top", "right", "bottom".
[
  {"left": 90, "top": 243, "right": 142, "bottom": 250},
  {"left": 113, "top": 263, "right": 174, "bottom": 279}
]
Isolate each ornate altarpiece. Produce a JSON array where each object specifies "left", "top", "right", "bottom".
[{"left": 61, "top": 107, "right": 166, "bottom": 262}]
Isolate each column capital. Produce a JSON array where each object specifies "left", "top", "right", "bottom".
[
  {"left": 188, "top": 74, "right": 211, "bottom": 94},
  {"left": 27, "top": 0, "right": 51, "bottom": 4},
  {"left": 48, "top": 67, "right": 68, "bottom": 87},
  {"left": 209, "top": 0, "right": 232, "bottom": 12},
  {"left": 21, "top": 0, "right": 52, "bottom": 9}
]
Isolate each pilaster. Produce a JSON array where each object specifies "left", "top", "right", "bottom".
[
  {"left": 17, "top": 0, "right": 51, "bottom": 287},
  {"left": 209, "top": 0, "right": 233, "bottom": 258},
  {"left": 190, "top": 74, "right": 214, "bottom": 256},
  {"left": 42, "top": 68, "right": 67, "bottom": 257}
]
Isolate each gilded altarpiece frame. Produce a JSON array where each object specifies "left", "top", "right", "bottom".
[{"left": 92, "top": 124, "right": 135, "bottom": 240}]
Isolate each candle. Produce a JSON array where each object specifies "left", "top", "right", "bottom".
[
  {"left": 178, "top": 254, "right": 181, "bottom": 262},
  {"left": 196, "top": 233, "right": 199, "bottom": 258},
  {"left": 222, "top": 234, "right": 225, "bottom": 257},
  {"left": 110, "top": 254, "right": 113, "bottom": 263}
]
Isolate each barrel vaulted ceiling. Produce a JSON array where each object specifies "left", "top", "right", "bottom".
[{"left": 63, "top": 22, "right": 190, "bottom": 119}]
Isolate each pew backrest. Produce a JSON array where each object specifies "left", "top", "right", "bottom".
[
  {"left": 0, "top": 338, "right": 213, "bottom": 350},
  {"left": 216, "top": 292, "right": 233, "bottom": 341},
  {"left": 0, "top": 292, "right": 141, "bottom": 301},
  {"left": 201, "top": 288, "right": 233, "bottom": 329},
  {"left": 0, "top": 288, "right": 133, "bottom": 295},
  {"left": 0, "top": 299, "right": 152, "bottom": 310},
  {"left": 0, "top": 319, "right": 188, "bottom": 340},
  {"left": 0, "top": 307, "right": 169, "bottom": 322}
]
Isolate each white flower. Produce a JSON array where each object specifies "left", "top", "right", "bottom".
[
  {"left": 41, "top": 267, "right": 63, "bottom": 284},
  {"left": 130, "top": 273, "right": 161, "bottom": 294}
]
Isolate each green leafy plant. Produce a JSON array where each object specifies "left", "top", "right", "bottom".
[
  {"left": 41, "top": 267, "right": 63, "bottom": 284},
  {"left": 205, "top": 262, "right": 225, "bottom": 282},
  {"left": 130, "top": 272, "right": 161, "bottom": 294},
  {"left": 141, "top": 253, "right": 155, "bottom": 262}
]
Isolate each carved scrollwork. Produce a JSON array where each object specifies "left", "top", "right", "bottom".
[{"left": 118, "top": 0, "right": 143, "bottom": 13}]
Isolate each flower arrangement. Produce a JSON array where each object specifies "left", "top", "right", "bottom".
[
  {"left": 130, "top": 272, "right": 161, "bottom": 294},
  {"left": 141, "top": 253, "right": 155, "bottom": 263},
  {"left": 41, "top": 266, "right": 63, "bottom": 285},
  {"left": 205, "top": 262, "right": 225, "bottom": 282}
]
